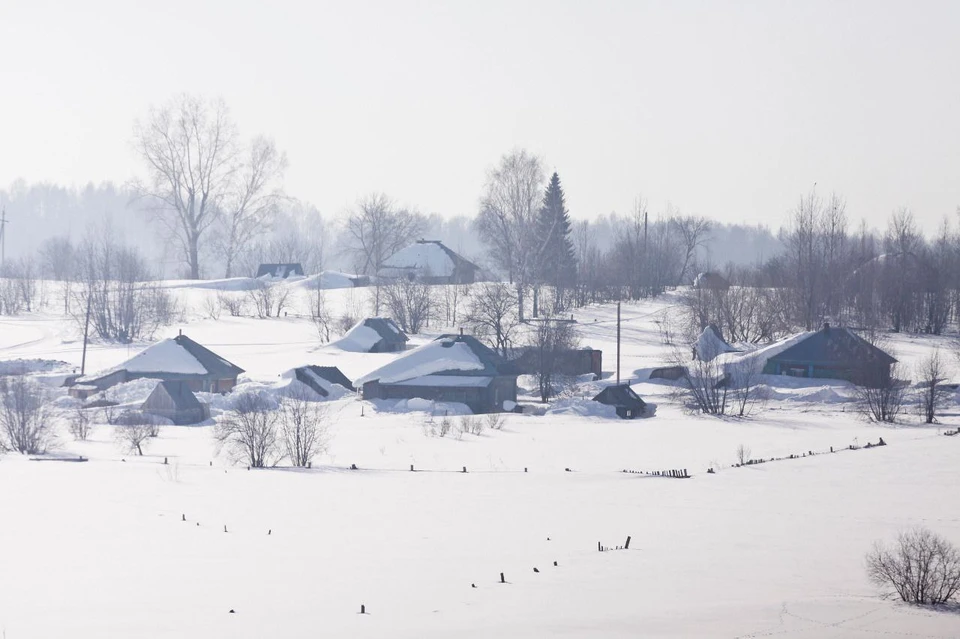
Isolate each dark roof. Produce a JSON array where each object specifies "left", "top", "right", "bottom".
[
  {"left": 295, "top": 366, "right": 355, "bottom": 393},
  {"left": 693, "top": 272, "right": 730, "bottom": 289},
  {"left": 173, "top": 334, "right": 246, "bottom": 378},
  {"left": 767, "top": 325, "right": 897, "bottom": 367},
  {"left": 256, "top": 263, "right": 304, "bottom": 278},
  {"left": 593, "top": 384, "right": 647, "bottom": 409},
  {"left": 149, "top": 381, "right": 203, "bottom": 410},
  {"left": 364, "top": 318, "right": 409, "bottom": 345},
  {"left": 431, "top": 334, "right": 519, "bottom": 376}
]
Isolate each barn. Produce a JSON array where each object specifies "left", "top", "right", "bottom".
[
  {"left": 760, "top": 323, "right": 896, "bottom": 385},
  {"left": 69, "top": 333, "right": 244, "bottom": 398},
  {"left": 693, "top": 272, "right": 731, "bottom": 290},
  {"left": 592, "top": 384, "right": 648, "bottom": 419},
  {"left": 331, "top": 318, "right": 409, "bottom": 353},
  {"left": 379, "top": 240, "right": 478, "bottom": 285},
  {"left": 356, "top": 334, "right": 518, "bottom": 413},
  {"left": 141, "top": 381, "right": 210, "bottom": 425},
  {"left": 511, "top": 348, "right": 602, "bottom": 379}
]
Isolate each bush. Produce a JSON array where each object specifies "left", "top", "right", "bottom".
[
  {"left": 0, "top": 375, "right": 54, "bottom": 454},
  {"left": 866, "top": 527, "right": 960, "bottom": 605},
  {"left": 215, "top": 393, "right": 281, "bottom": 467}
]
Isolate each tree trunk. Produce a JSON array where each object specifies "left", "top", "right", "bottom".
[{"left": 189, "top": 232, "right": 201, "bottom": 280}]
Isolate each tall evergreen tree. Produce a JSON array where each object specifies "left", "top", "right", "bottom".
[{"left": 535, "top": 172, "right": 578, "bottom": 312}]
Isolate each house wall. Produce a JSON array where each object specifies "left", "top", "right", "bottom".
[
  {"left": 362, "top": 376, "right": 517, "bottom": 413},
  {"left": 764, "top": 360, "right": 891, "bottom": 384}
]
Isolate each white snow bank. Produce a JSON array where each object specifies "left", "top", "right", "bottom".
[
  {"left": 0, "top": 358, "right": 70, "bottom": 375},
  {"left": 371, "top": 398, "right": 473, "bottom": 416},
  {"left": 294, "top": 271, "right": 356, "bottom": 290},
  {"left": 330, "top": 323, "right": 383, "bottom": 352},
  {"left": 98, "top": 378, "right": 163, "bottom": 406},
  {"left": 122, "top": 339, "right": 207, "bottom": 375},
  {"left": 546, "top": 398, "right": 619, "bottom": 419},
  {"left": 355, "top": 339, "right": 484, "bottom": 385},
  {"left": 160, "top": 277, "right": 263, "bottom": 291}
]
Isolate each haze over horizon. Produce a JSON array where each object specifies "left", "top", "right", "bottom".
[{"left": 2, "top": 0, "right": 958, "bottom": 231}]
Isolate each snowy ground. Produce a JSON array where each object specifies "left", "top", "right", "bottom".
[{"left": 1, "top": 280, "right": 959, "bottom": 638}]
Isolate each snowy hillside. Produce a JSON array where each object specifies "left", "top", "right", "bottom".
[{"left": 1, "top": 279, "right": 958, "bottom": 638}]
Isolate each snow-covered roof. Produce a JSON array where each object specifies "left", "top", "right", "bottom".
[
  {"left": 356, "top": 339, "right": 485, "bottom": 385},
  {"left": 392, "top": 375, "right": 494, "bottom": 388},
  {"left": 331, "top": 318, "right": 408, "bottom": 352},
  {"left": 693, "top": 325, "right": 737, "bottom": 362},
  {"left": 124, "top": 339, "right": 208, "bottom": 375},
  {"left": 716, "top": 331, "right": 816, "bottom": 374},
  {"left": 380, "top": 241, "right": 475, "bottom": 278}
]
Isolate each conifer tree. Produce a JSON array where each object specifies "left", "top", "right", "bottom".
[{"left": 535, "top": 172, "right": 578, "bottom": 312}]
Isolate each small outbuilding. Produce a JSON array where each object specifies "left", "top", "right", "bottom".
[
  {"left": 289, "top": 365, "right": 355, "bottom": 398},
  {"left": 693, "top": 272, "right": 731, "bottom": 290},
  {"left": 592, "top": 384, "right": 648, "bottom": 419},
  {"left": 511, "top": 348, "right": 602, "bottom": 379},
  {"left": 356, "top": 334, "right": 518, "bottom": 413},
  {"left": 761, "top": 323, "right": 897, "bottom": 384},
  {"left": 141, "top": 381, "right": 210, "bottom": 425},
  {"left": 256, "top": 263, "right": 304, "bottom": 279},
  {"left": 332, "top": 318, "right": 409, "bottom": 353}
]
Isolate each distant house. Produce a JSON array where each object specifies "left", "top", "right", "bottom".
[
  {"left": 69, "top": 333, "right": 244, "bottom": 399},
  {"left": 256, "top": 263, "right": 304, "bottom": 279},
  {"left": 356, "top": 334, "right": 518, "bottom": 413},
  {"left": 141, "top": 381, "right": 210, "bottom": 425},
  {"left": 288, "top": 365, "right": 355, "bottom": 398},
  {"left": 331, "top": 318, "right": 409, "bottom": 353},
  {"left": 693, "top": 272, "right": 730, "bottom": 290},
  {"left": 379, "top": 240, "right": 479, "bottom": 285},
  {"left": 511, "top": 348, "right": 602, "bottom": 380},
  {"left": 593, "top": 384, "right": 648, "bottom": 419},
  {"left": 760, "top": 323, "right": 896, "bottom": 384}
]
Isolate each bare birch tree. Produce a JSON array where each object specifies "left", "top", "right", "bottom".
[
  {"left": 133, "top": 95, "right": 286, "bottom": 279},
  {"left": 476, "top": 150, "right": 546, "bottom": 322}
]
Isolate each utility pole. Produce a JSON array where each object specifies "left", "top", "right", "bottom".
[
  {"left": 80, "top": 294, "right": 92, "bottom": 375},
  {"left": 0, "top": 206, "right": 8, "bottom": 270},
  {"left": 616, "top": 301, "right": 621, "bottom": 385}
]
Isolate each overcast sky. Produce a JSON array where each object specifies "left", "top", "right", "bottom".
[{"left": 1, "top": 0, "right": 958, "bottom": 231}]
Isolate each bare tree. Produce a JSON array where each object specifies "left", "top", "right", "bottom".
[
  {"left": 917, "top": 349, "right": 950, "bottom": 424},
  {"left": 476, "top": 150, "right": 546, "bottom": 321},
  {"left": 527, "top": 318, "right": 580, "bottom": 402},
  {"left": 728, "top": 357, "right": 767, "bottom": 417},
  {"left": 855, "top": 362, "right": 906, "bottom": 423},
  {"left": 39, "top": 235, "right": 75, "bottom": 313},
  {"left": 344, "top": 193, "right": 424, "bottom": 312},
  {"left": 674, "top": 348, "right": 728, "bottom": 415},
  {"left": 115, "top": 420, "right": 155, "bottom": 456},
  {"left": 68, "top": 407, "right": 94, "bottom": 441},
  {"left": 215, "top": 392, "right": 281, "bottom": 468},
  {"left": 735, "top": 443, "right": 752, "bottom": 466},
  {"left": 463, "top": 282, "right": 520, "bottom": 357},
  {"left": 672, "top": 215, "right": 712, "bottom": 285},
  {"left": 383, "top": 276, "right": 434, "bottom": 334},
  {"left": 279, "top": 384, "right": 331, "bottom": 467},
  {"left": 0, "top": 375, "right": 54, "bottom": 454},
  {"left": 246, "top": 280, "right": 289, "bottom": 318},
  {"left": 133, "top": 95, "right": 286, "bottom": 279},
  {"left": 866, "top": 528, "right": 960, "bottom": 605}
]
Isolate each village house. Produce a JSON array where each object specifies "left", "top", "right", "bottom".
[
  {"left": 592, "top": 384, "right": 649, "bottom": 419},
  {"left": 69, "top": 333, "right": 244, "bottom": 399},
  {"left": 256, "top": 263, "right": 304, "bottom": 278},
  {"left": 760, "top": 323, "right": 896, "bottom": 385},
  {"left": 356, "top": 334, "right": 518, "bottom": 413},
  {"left": 379, "top": 239, "right": 479, "bottom": 285},
  {"left": 141, "top": 381, "right": 211, "bottom": 425},
  {"left": 287, "top": 365, "right": 355, "bottom": 397}
]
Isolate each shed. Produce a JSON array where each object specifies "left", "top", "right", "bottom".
[
  {"left": 511, "top": 348, "right": 602, "bottom": 379},
  {"left": 693, "top": 272, "right": 730, "bottom": 290},
  {"left": 290, "top": 365, "right": 355, "bottom": 397},
  {"left": 256, "top": 263, "right": 304, "bottom": 279},
  {"left": 69, "top": 333, "right": 244, "bottom": 397},
  {"left": 592, "top": 384, "right": 648, "bottom": 419},
  {"left": 356, "top": 334, "right": 518, "bottom": 413},
  {"left": 761, "top": 323, "right": 896, "bottom": 384},
  {"left": 379, "top": 240, "right": 479, "bottom": 284},
  {"left": 332, "top": 318, "right": 409, "bottom": 353},
  {"left": 141, "top": 381, "right": 210, "bottom": 425}
]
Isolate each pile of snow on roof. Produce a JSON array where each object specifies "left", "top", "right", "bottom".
[
  {"left": 356, "top": 339, "right": 484, "bottom": 385},
  {"left": 381, "top": 242, "right": 456, "bottom": 277}
]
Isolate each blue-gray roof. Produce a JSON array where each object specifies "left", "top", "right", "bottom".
[{"left": 767, "top": 326, "right": 896, "bottom": 366}]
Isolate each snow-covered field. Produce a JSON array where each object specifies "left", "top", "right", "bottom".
[{"left": 1, "top": 280, "right": 958, "bottom": 638}]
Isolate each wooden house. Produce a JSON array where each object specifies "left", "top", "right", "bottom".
[
  {"left": 69, "top": 333, "right": 244, "bottom": 398},
  {"left": 761, "top": 323, "right": 896, "bottom": 385},
  {"left": 511, "top": 348, "right": 602, "bottom": 379},
  {"left": 256, "top": 263, "right": 304, "bottom": 278},
  {"left": 356, "top": 334, "right": 518, "bottom": 413},
  {"left": 333, "top": 318, "right": 409, "bottom": 353},
  {"left": 379, "top": 240, "right": 479, "bottom": 285},
  {"left": 290, "top": 365, "right": 355, "bottom": 398}
]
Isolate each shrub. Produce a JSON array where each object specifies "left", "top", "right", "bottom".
[{"left": 866, "top": 528, "right": 960, "bottom": 605}]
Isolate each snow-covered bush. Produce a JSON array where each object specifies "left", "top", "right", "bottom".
[
  {"left": 866, "top": 528, "right": 960, "bottom": 605},
  {"left": 215, "top": 392, "right": 282, "bottom": 468}
]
